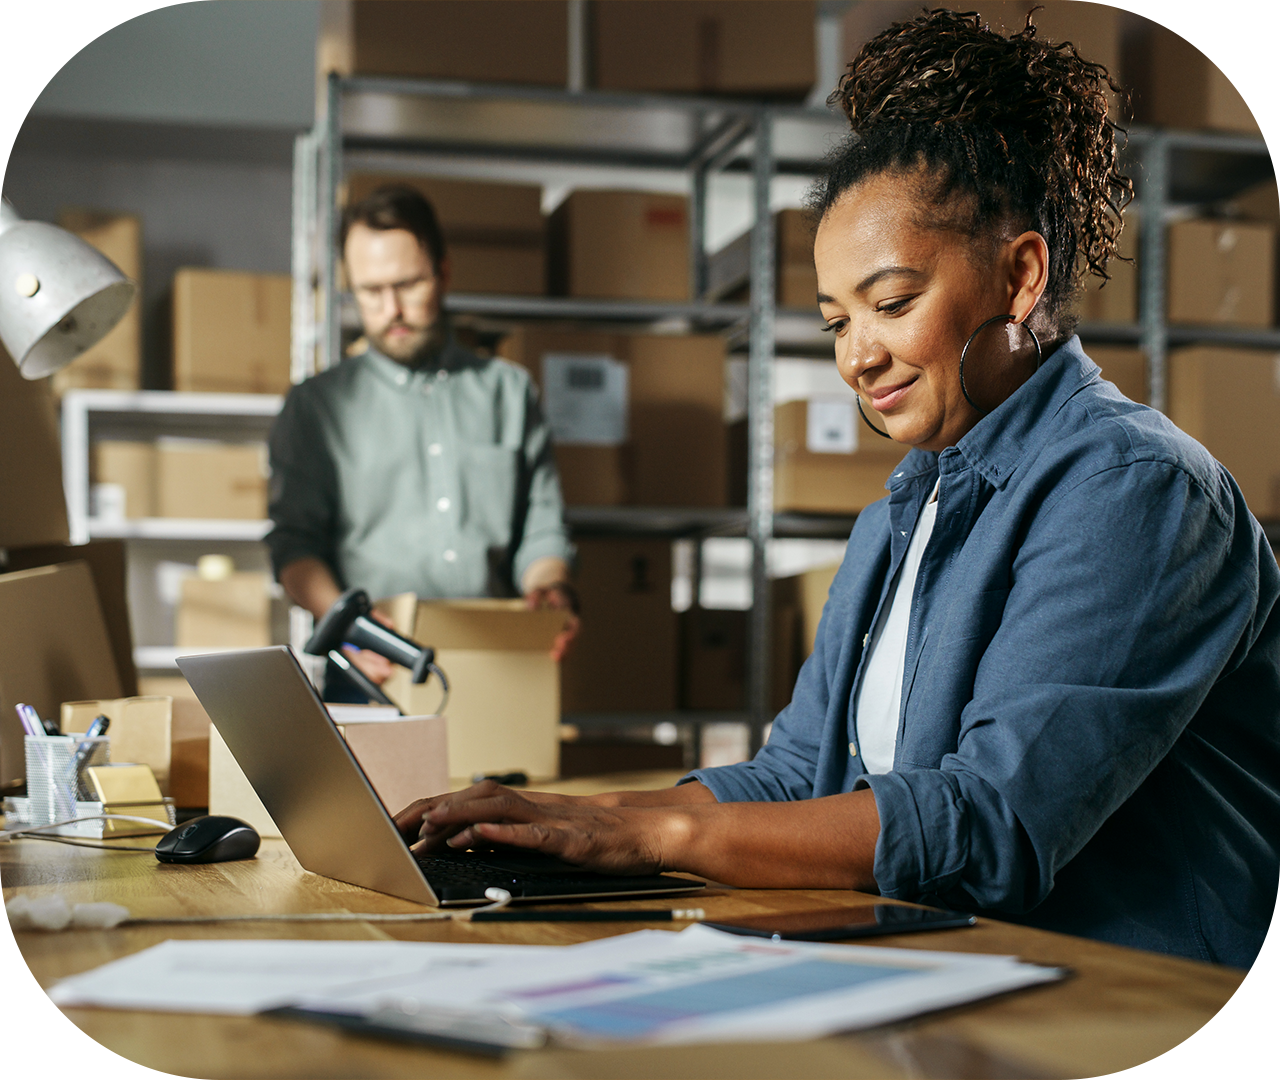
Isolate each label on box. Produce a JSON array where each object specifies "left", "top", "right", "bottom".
[
  {"left": 90, "top": 483, "right": 127, "bottom": 522},
  {"left": 542, "top": 354, "right": 629, "bottom": 446},
  {"left": 806, "top": 399, "right": 858, "bottom": 454}
]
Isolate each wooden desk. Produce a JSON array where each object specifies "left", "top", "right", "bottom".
[{"left": 1, "top": 783, "right": 1248, "bottom": 1080}]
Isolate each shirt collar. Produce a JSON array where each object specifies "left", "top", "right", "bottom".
[
  {"left": 953, "top": 335, "right": 1100, "bottom": 487},
  {"left": 884, "top": 335, "right": 1101, "bottom": 493},
  {"left": 359, "top": 330, "right": 478, "bottom": 388}
]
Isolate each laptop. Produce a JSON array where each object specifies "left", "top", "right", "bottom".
[{"left": 177, "top": 647, "right": 705, "bottom": 907}]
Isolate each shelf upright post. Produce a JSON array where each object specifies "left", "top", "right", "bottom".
[
  {"left": 746, "top": 109, "right": 777, "bottom": 758},
  {"left": 318, "top": 72, "right": 343, "bottom": 373},
  {"left": 1138, "top": 130, "right": 1170, "bottom": 414},
  {"left": 291, "top": 129, "right": 320, "bottom": 384},
  {"left": 689, "top": 141, "right": 709, "bottom": 301}
]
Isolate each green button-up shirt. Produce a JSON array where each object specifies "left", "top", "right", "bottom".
[{"left": 266, "top": 341, "right": 571, "bottom": 601}]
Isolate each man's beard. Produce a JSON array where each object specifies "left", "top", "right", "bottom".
[{"left": 370, "top": 318, "right": 444, "bottom": 367}]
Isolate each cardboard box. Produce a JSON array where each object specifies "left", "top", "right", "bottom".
[
  {"left": 1168, "top": 346, "right": 1280, "bottom": 518},
  {"left": 61, "top": 696, "right": 172, "bottom": 794},
  {"left": 345, "top": 175, "right": 546, "bottom": 295},
  {"left": 549, "top": 191, "right": 689, "bottom": 302},
  {"left": 1078, "top": 212, "right": 1138, "bottom": 326},
  {"left": 175, "top": 572, "right": 272, "bottom": 649},
  {"left": 3, "top": 539, "right": 138, "bottom": 699},
  {"left": 707, "top": 210, "right": 819, "bottom": 308},
  {"left": 1088, "top": 345, "right": 1147, "bottom": 405},
  {"left": 50, "top": 210, "right": 142, "bottom": 396},
  {"left": 155, "top": 440, "right": 269, "bottom": 520},
  {"left": 138, "top": 675, "right": 211, "bottom": 809},
  {"left": 1125, "top": 16, "right": 1258, "bottom": 133},
  {"left": 92, "top": 440, "right": 156, "bottom": 519},
  {"left": 595, "top": 1, "right": 815, "bottom": 98},
  {"left": 381, "top": 598, "right": 566, "bottom": 782},
  {"left": 172, "top": 269, "right": 292, "bottom": 394},
  {"left": 0, "top": 562, "right": 121, "bottom": 788},
  {"left": 679, "top": 579, "right": 823, "bottom": 715},
  {"left": 326, "top": 0, "right": 568, "bottom": 87},
  {"left": 1167, "top": 218, "right": 1274, "bottom": 328},
  {"left": 208, "top": 709, "right": 448, "bottom": 840},
  {"left": 767, "top": 400, "right": 908, "bottom": 514},
  {"left": 561, "top": 539, "right": 678, "bottom": 714},
  {"left": 500, "top": 327, "right": 727, "bottom": 507},
  {"left": 0, "top": 346, "right": 71, "bottom": 549}
]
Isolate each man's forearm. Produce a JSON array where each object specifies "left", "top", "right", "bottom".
[
  {"left": 520, "top": 556, "right": 571, "bottom": 594},
  {"left": 279, "top": 557, "right": 343, "bottom": 621}
]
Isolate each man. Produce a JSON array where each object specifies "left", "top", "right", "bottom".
[{"left": 267, "top": 185, "right": 576, "bottom": 693}]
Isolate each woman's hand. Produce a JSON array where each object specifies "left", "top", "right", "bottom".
[{"left": 394, "top": 781, "right": 672, "bottom": 876}]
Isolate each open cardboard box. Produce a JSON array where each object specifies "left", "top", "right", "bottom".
[
  {"left": 208, "top": 706, "right": 448, "bottom": 840},
  {"left": 379, "top": 596, "right": 567, "bottom": 784}
]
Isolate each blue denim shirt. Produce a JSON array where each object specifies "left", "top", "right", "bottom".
[{"left": 688, "top": 338, "right": 1280, "bottom": 967}]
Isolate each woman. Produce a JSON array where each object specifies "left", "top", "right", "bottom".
[{"left": 396, "top": 10, "right": 1280, "bottom": 967}]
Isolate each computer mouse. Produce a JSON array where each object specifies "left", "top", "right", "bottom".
[{"left": 154, "top": 815, "right": 261, "bottom": 864}]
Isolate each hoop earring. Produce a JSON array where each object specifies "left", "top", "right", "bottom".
[
  {"left": 959, "top": 315, "right": 1043, "bottom": 416},
  {"left": 855, "top": 395, "right": 894, "bottom": 440}
]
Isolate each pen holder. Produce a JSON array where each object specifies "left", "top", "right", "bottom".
[{"left": 25, "top": 735, "right": 110, "bottom": 827}]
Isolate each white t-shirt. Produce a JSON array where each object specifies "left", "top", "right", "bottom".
[{"left": 855, "top": 482, "right": 940, "bottom": 774}]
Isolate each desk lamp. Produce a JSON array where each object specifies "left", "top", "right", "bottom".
[{"left": 0, "top": 197, "right": 135, "bottom": 378}]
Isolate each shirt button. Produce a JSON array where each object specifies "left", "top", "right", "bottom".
[
  {"left": 428, "top": 443, "right": 443, "bottom": 456},
  {"left": 436, "top": 497, "right": 451, "bottom": 512},
  {"left": 395, "top": 372, "right": 407, "bottom": 386},
  {"left": 442, "top": 549, "right": 457, "bottom": 563},
  {"left": 849, "top": 742, "right": 858, "bottom": 757}
]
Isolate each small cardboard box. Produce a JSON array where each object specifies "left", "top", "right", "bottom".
[
  {"left": 0, "top": 346, "right": 71, "bottom": 550},
  {"left": 595, "top": 0, "right": 815, "bottom": 97},
  {"left": 1168, "top": 219, "right": 1274, "bottom": 328},
  {"left": 1089, "top": 346, "right": 1147, "bottom": 405},
  {"left": 381, "top": 598, "right": 566, "bottom": 783},
  {"left": 61, "top": 696, "right": 173, "bottom": 794},
  {"left": 138, "top": 675, "right": 211, "bottom": 809},
  {"left": 561, "top": 539, "right": 677, "bottom": 714},
  {"left": 176, "top": 572, "right": 272, "bottom": 649},
  {"left": 209, "top": 709, "right": 448, "bottom": 839},
  {"left": 327, "top": 0, "right": 568, "bottom": 86},
  {"left": 51, "top": 210, "right": 142, "bottom": 396},
  {"left": 92, "top": 440, "right": 157, "bottom": 519},
  {"left": 1125, "top": 16, "right": 1259, "bottom": 134},
  {"left": 771, "top": 400, "right": 907, "bottom": 514},
  {"left": 346, "top": 175, "right": 546, "bottom": 295},
  {"left": 500, "top": 327, "right": 727, "bottom": 507},
  {"left": 1168, "top": 346, "right": 1280, "bottom": 518},
  {"left": 0, "top": 562, "right": 121, "bottom": 788},
  {"left": 155, "top": 440, "right": 268, "bottom": 520},
  {"left": 172, "top": 268, "right": 292, "bottom": 394},
  {"left": 549, "top": 191, "right": 690, "bottom": 302}
]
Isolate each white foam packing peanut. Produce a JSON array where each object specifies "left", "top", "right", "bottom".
[{"left": 6, "top": 894, "right": 130, "bottom": 931}]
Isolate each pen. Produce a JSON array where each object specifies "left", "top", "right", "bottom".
[
  {"left": 468, "top": 907, "right": 706, "bottom": 923},
  {"left": 15, "top": 703, "right": 41, "bottom": 737},
  {"left": 64, "top": 714, "right": 111, "bottom": 786}
]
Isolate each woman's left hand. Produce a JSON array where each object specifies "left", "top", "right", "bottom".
[{"left": 408, "top": 780, "right": 672, "bottom": 876}]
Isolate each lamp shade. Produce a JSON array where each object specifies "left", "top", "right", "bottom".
[{"left": 0, "top": 198, "right": 136, "bottom": 379}]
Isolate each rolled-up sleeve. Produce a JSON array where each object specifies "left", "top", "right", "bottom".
[
  {"left": 265, "top": 385, "right": 341, "bottom": 583},
  {"left": 860, "top": 459, "right": 1258, "bottom": 913},
  {"left": 511, "top": 381, "right": 573, "bottom": 586}
]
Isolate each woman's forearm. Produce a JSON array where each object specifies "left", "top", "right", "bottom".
[{"left": 650, "top": 788, "right": 881, "bottom": 890}]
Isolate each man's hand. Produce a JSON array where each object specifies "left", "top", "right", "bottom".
[
  {"left": 525, "top": 582, "right": 580, "bottom": 662},
  {"left": 342, "top": 608, "right": 399, "bottom": 685},
  {"left": 395, "top": 781, "right": 669, "bottom": 876}
]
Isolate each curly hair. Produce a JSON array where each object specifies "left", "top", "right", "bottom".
[{"left": 810, "top": 7, "right": 1133, "bottom": 335}]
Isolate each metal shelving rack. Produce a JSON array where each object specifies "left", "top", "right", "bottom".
[
  {"left": 293, "top": 75, "right": 859, "bottom": 756},
  {"left": 293, "top": 75, "right": 1280, "bottom": 756}
]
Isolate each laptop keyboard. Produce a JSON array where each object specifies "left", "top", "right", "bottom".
[{"left": 414, "top": 852, "right": 694, "bottom": 902}]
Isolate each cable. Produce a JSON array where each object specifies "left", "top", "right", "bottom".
[
  {"left": 1, "top": 813, "right": 173, "bottom": 843},
  {"left": 6, "top": 888, "right": 515, "bottom": 932}
]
